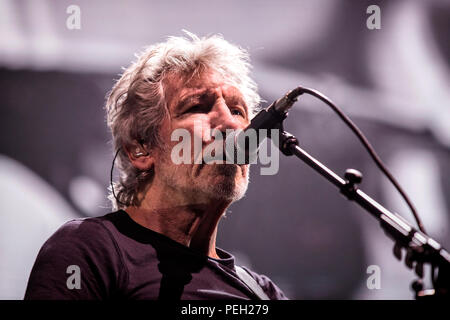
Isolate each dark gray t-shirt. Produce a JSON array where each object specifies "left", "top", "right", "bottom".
[{"left": 24, "top": 210, "right": 287, "bottom": 300}]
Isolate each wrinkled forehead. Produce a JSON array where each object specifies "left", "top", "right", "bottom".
[{"left": 162, "top": 69, "right": 245, "bottom": 112}]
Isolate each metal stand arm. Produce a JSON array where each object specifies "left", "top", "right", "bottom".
[{"left": 279, "top": 129, "right": 450, "bottom": 298}]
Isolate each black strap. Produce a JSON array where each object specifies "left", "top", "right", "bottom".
[{"left": 235, "top": 266, "right": 270, "bottom": 300}]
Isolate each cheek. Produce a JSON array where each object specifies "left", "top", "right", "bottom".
[
  {"left": 185, "top": 116, "right": 213, "bottom": 142},
  {"left": 172, "top": 117, "right": 215, "bottom": 149},
  {"left": 158, "top": 119, "right": 174, "bottom": 144},
  {"left": 158, "top": 121, "right": 207, "bottom": 165}
]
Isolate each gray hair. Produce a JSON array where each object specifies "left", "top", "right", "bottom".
[{"left": 105, "top": 31, "right": 261, "bottom": 210}]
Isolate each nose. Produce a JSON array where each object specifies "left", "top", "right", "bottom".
[{"left": 209, "top": 98, "right": 242, "bottom": 133}]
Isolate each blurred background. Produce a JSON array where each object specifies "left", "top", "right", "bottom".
[{"left": 0, "top": 0, "right": 449, "bottom": 299}]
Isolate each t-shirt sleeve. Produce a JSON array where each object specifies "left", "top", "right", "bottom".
[
  {"left": 241, "top": 266, "right": 289, "bottom": 300},
  {"left": 24, "top": 219, "right": 127, "bottom": 300}
]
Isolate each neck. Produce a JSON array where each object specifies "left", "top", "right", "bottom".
[{"left": 125, "top": 186, "right": 230, "bottom": 259}]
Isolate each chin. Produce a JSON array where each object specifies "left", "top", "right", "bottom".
[
  {"left": 200, "top": 165, "right": 249, "bottom": 202},
  {"left": 210, "top": 181, "right": 247, "bottom": 202}
]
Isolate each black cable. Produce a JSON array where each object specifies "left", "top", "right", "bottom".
[
  {"left": 110, "top": 148, "right": 127, "bottom": 207},
  {"left": 297, "top": 86, "right": 426, "bottom": 234}
]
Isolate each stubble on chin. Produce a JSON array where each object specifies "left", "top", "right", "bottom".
[
  {"left": 201, "top": 164, "right": 250, "bottom": 202},
  {"left": 160, "top": 161, "right": 250, "bottom": 203}
]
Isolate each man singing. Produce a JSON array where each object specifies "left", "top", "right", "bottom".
[{"left": 24, "top": 32, "right": 287, "bottom": 300}]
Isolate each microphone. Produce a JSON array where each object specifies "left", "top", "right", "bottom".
[{"left": 225, "top": 87, "right": 304, "bottom": 164}]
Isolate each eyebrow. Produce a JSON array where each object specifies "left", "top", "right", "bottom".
[
  {"left": 175, "top": 90, "right": 208, "bottom": 112},
  {"left": 224, "top": 94, "right": 247, "bottom": 110}
]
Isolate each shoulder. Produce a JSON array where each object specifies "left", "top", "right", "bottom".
[
  {"left": 53, "top": 217, "right": 107, "bottom": 236},
  {"left": 32, "top": 214, "right": 124, "bottom": 272},
  {"left": 39, "top": 216, "right": 115, "bottom": 254},
  {"left": 24, "top": 214, "right": 127, "bottom": 299},
  {"left": 240, "top": 266, "right": 289, "bottom": 300}
]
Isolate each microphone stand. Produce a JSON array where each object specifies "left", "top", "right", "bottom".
[{"left": 276, "top": 126, "right": 450, "bottom": 299}]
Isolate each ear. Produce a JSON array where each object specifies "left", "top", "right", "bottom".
[{"left": 125, "top": 141, "right": 154, "bottom": 171}]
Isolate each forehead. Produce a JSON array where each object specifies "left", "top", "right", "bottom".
[{"left": 163, "top": 69, "right": 245, "bottom": 111}]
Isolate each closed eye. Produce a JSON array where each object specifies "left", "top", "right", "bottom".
[{"left": 186, "top": 104, "right": 208, "bottom": 113}]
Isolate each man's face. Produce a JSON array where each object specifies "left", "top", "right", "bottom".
[{"left": 153, "top": 69, "right": 251, "bottom": 204}]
